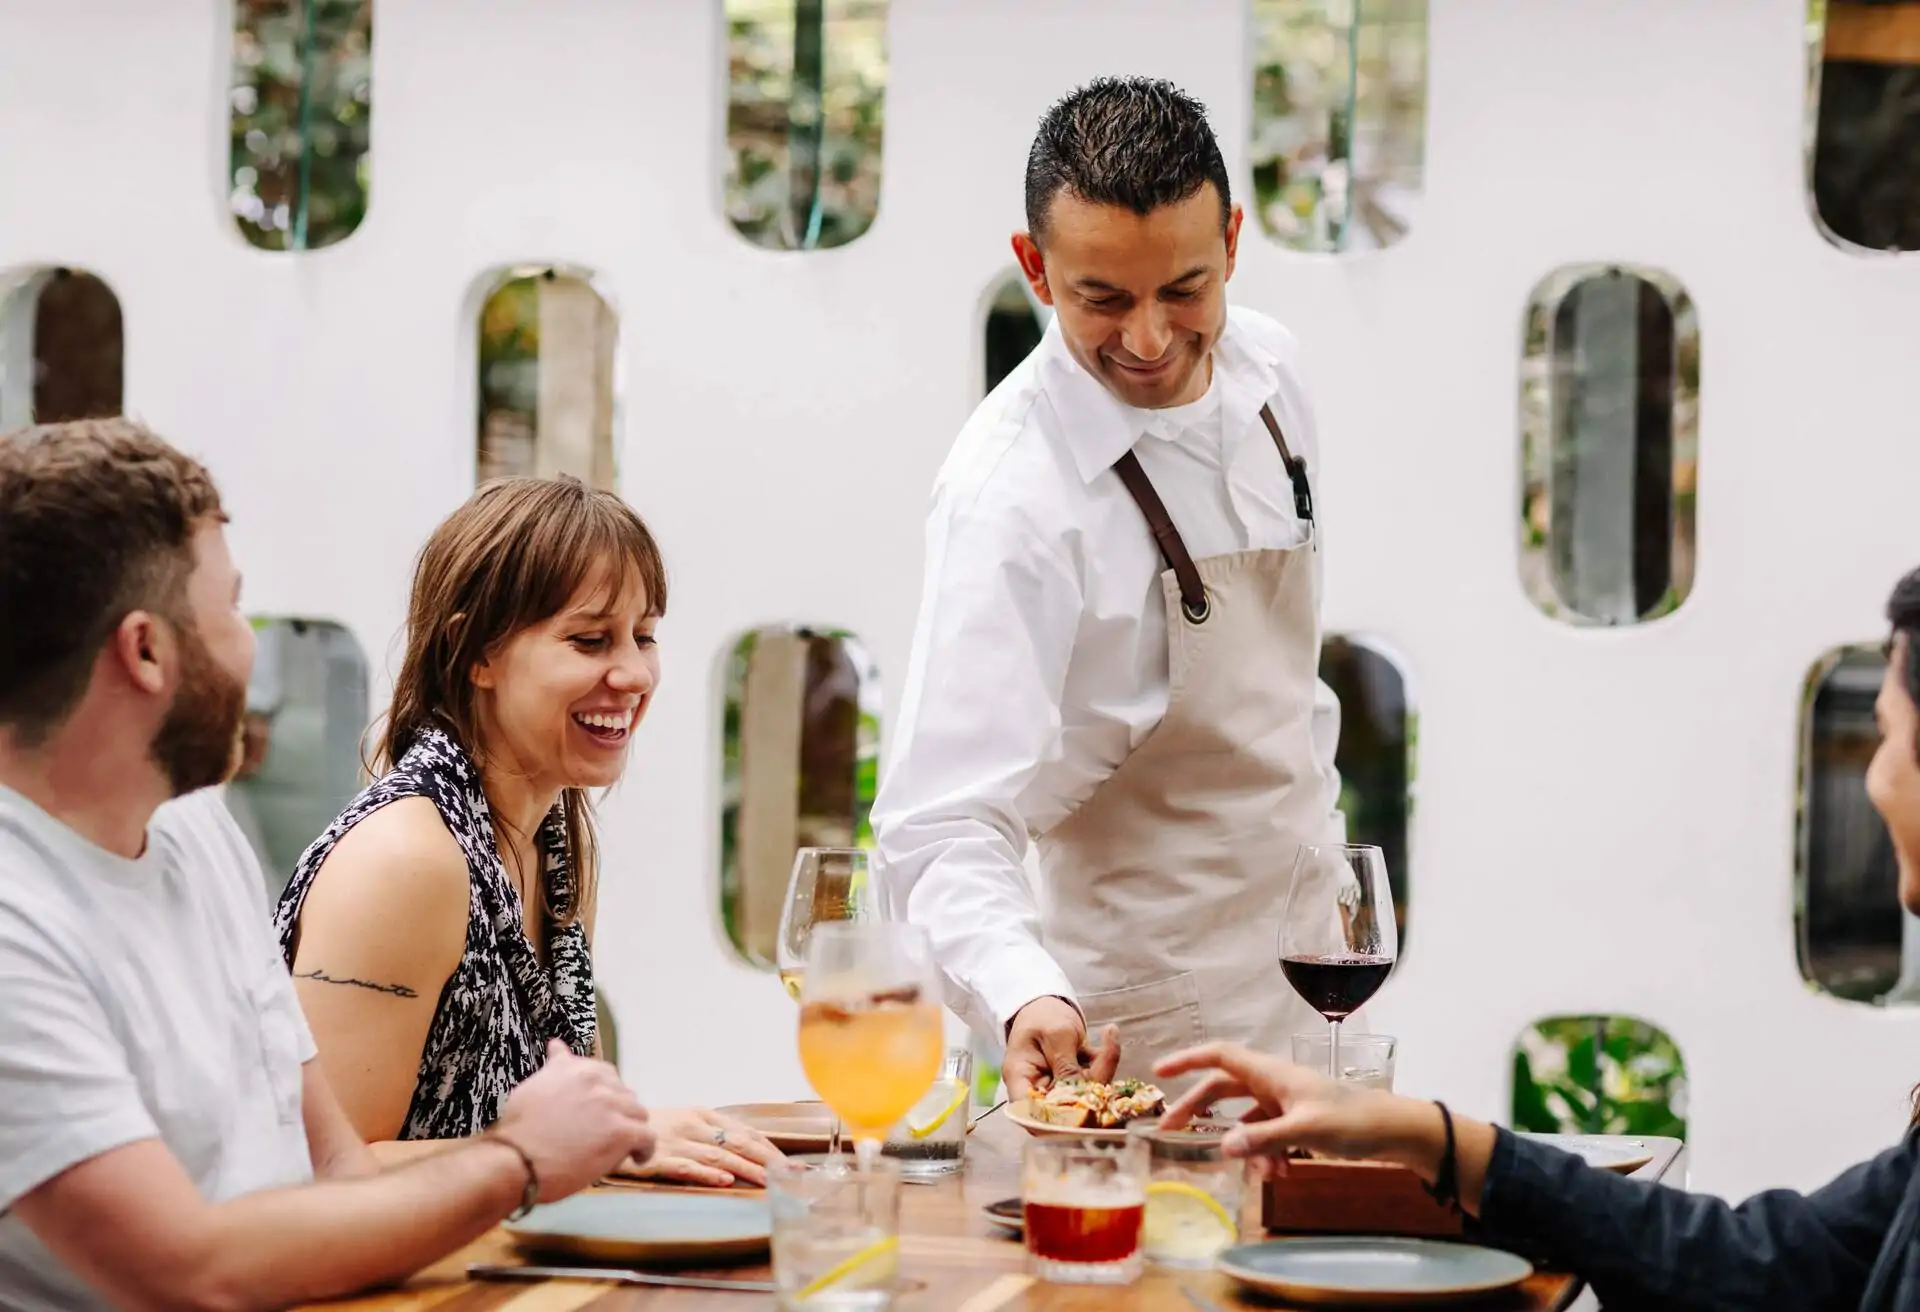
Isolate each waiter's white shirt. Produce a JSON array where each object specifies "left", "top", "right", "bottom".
[{"left": 873, "top": 305, "right": 1346, "bottom": 1037}]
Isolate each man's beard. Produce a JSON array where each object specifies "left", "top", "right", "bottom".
[{"left": 150, "top": 621, "right": 247, "bottom": 797}]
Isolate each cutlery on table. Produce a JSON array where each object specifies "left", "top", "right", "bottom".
[
  {"left": 468, "top": 1262, "right": 776, "bottom": 1292},
  {"left": 1181, "top": 1284, "right": 1232, "bottom": 1312},
  {"left": 970, "top": 1099, "right": 1008, "bottom": 1127}
]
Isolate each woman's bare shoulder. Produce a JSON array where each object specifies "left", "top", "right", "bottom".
[{"left": 299, "top": 796, "right": 472, "bottom": 940}]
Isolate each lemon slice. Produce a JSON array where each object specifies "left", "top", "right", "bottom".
[
  {"left": 906, "top": 1079, "right": 969, "bottom": 1139},
  {"left": 794, "top": 1234, "right": 899, "bottom": 1301},
  {"left": 1143, "top": 1181, "right": 1236, "bottom": 1262}
]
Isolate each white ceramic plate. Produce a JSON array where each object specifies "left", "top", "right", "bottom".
[
  {"left": 1519, "top": 1133, "right": 1654, "bottom": 1174},
  {"left": 1004, "top": 1098, "right": 1133, "bottom": 1139}
]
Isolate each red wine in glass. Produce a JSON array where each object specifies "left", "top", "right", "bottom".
[
  {"left": 1278, "top": 845, "right": 1398, "bottom": 1081},
  {"left": 1279, "top": 954, "right": 1393, "bottom": 1021}
]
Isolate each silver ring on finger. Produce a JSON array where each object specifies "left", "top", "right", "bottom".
[{"left": 711, "top": 1127, "right": 728, "bottom": 1148}]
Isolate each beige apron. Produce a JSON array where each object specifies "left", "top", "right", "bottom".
[{"left": 1035, "top": 404, "right": 1339, "bottom": 1086}]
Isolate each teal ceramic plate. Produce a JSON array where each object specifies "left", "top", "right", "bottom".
[
  {"left": 1218, "top": 1237, "right": 1533, "bottom": 1306},
  {"left": 504, "top": 1192, "right": 772, "bottom": 1266},
  {"left": 1518, "top": 1133, "right": 1653, "bottom": 1174}
]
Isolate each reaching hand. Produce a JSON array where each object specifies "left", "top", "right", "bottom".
[
  {"left": 493, "top": 1040, "right": 655, "bottom": 1201},
  {"left": 1002, "top": 996, "right": 1121, "bottom": 1101},
  {"left": 1154, "top": 1041, "right": 1402, "bottom": 1167},
  {"left": 617, "top": 1106, "right": 785, "bottom": 1188}
]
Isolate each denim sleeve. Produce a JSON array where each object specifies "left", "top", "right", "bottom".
[{"left": 1476, "top": 1127, "right": 1913, "bottom": 1311}]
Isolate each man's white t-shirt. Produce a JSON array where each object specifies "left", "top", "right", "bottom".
[{"left": 0, "top": 784, "right": 316, "bottom": 1311}]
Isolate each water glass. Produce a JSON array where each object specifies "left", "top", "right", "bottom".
[
  {"left": 1021, "top": 1136, "right": 1149, "bottom": 1286},
  {"left": 768, "top": 1154, "right": 903, "bottom": 1311},
  {"left": 1290, "top": 1032, "right": 1397, "bottom": 1090},
  {"left": 881, "top": 1046, "right": 971, "bottom": 1178},
  {"left": 1128, "top": 1121, "right": 1244, "bottom": 1268}
]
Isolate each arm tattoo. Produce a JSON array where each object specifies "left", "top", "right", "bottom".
[{"left": 293, "top": 969, "right": 419, "bottom": 999}]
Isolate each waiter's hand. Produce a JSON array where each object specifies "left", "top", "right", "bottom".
[{"left": 1002, "top": 997, "right": 1121, "bottom": 1101}]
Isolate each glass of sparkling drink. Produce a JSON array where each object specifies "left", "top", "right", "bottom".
[
  {"left": 769, "top": 1154, "right": 903, "bottom": 1311},
  {"left": 881, "top": 1046, "right": 971, "bottom": 1178},
  {"left": 797, "top": 922, "right": 945, "bottom": 1168},
  {"left": 1128, "top": 1121, "right": 1244, "bottom": 1268},
  {"left": 1290, "top": 1032, "right": 1397, "bottom": 1091},
  {"left": 1021, "top": 1136, "right": 1149, "bottom": 1285}
]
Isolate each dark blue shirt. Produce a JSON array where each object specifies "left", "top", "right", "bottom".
[{"left": 1480, "top": 1127, "right": 1920, "bottom": 1310}]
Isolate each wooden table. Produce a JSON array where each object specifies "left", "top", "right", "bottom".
[{"left": 300, "top": 1117, "right": 1684, "bottom": 1311}]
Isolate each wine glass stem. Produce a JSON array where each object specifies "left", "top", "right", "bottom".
[{"left": 1329, "top": 1018, "right": 1342, "bottom": 1082}]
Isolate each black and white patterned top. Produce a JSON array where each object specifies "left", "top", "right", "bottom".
[{"left": 272, "top": 726, "right": 597, "bottom": 1140}]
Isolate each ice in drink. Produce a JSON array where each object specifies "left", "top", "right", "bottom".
[
  {"left": 1021, "top": 1138, "right": 1148, "bottom": 1285},
  {"left": 798, "top": 989, "right": 943, "bottom": 1142}
]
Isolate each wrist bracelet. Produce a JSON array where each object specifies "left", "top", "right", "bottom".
[
  {"left": 1422, "top": 1101, "right": 1461, "bottom": 1212},
  {"left": 489, "top": 1132, "right": 540, "bottom": 1221}
]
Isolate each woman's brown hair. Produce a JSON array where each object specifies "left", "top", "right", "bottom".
[{"left": 377, "top": 475, "right": 668, "bottom": 928}]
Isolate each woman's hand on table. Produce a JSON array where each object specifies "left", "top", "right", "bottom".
[
  {"left": 613, "top": 1106, "right": 784, "bottom": 1188},
  {"left": 1154, "top": 1042, "right": 1496, "bottom": 1212}
]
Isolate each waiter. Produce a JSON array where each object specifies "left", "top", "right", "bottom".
[{"left": 872, "top": 75, "right": 1348, "bottom": 1100}]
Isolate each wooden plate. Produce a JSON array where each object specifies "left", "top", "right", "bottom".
[{"left": 714, "top": 1101, "right": 835, "bottom": 1154}]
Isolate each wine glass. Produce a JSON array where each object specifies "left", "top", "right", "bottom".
[
  {"left": 1278, "top": 843, "right": 1398, "bottom": 1084},
  {"left": 775, "top": 847, "right": 876, "bottom": 1002},
  {"left": 797, "top": 921, "right": 944, "bottom": 1172},
  {"left": 777, "top": 848, "right": 876, "bottom": 1155}
]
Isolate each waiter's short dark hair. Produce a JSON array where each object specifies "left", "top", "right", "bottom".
[
  {"left": 0, "top": 418, "right": 225, "bottom": 745},
  {"left": 1024, "top": 76, "right": 1232, "bottom": 245}
]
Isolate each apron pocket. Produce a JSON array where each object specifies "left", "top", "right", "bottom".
[{"left": 1077, "top": 971, "right": 1206, "bottom": 1081}]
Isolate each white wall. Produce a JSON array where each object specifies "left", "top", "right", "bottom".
[{"left": 2, "top": 0, "right": 1918, "bottom": 1203}]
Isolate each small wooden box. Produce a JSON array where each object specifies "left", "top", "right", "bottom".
[{"left": 1262, "top": 1157, "right": 1464, "bottom": 1237}]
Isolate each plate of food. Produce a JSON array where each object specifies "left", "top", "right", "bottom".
[
  {"left": 1005, "top": 1077, "right": 1169, "bottom": 1138},
  {"left": 712, "top": 1101, "right": 835, "bottom": 1154}
]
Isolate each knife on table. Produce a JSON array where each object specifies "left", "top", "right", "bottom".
[{"left": 467, "top": 1262, "right": 776, "bottom": 1292}]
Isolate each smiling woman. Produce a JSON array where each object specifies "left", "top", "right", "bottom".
[{"left": 271, "top": 476, "right": 785, "bottom": 1189}]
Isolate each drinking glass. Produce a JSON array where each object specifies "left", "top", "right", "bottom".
[
  {"left": 798, "top": 921, "right": 944, "bottom": 1171},
  {"left": 1278, "top": 843, "right": 1398, "bottom": 1085},
  {"left": 778, "top": 848, "right": 876, "bottom": 1155},
  {"left": 1022, "top": 1136, "right": 1149, "bottom": 1285},
  {"left": 1290, "top": 1032, "right": 1397, "bottom": 1091},
  {"left": 769, "top": 1154, "right": 903, "bottom": 1311},
  {"left": 1128, "top": 1121, "right": 1244, "bottom": 1268},
  {"left": 881, "top": 1046, "right": 971, "bottom": 1178},
  {"left": 776, "top": 847, "right": 877, "bottom": 1002}
]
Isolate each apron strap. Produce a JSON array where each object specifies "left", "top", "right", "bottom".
[
  {"left": 1258, "top": 404, "right": 1315, "bottom": 524},
  {"left": 1112, "top": 451, "right": 1211, "bottom": 624},
  {"left": 1110, "top": 401, "right": 1315, "bottom": 627}
]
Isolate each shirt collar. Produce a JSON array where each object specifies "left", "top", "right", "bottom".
[{"left": 1040, "top": 309, "right": 1283, "bottom": 484}]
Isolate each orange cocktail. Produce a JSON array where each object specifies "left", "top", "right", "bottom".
[{"left": 798, "top": 990, "right": 943, "bottom": 1142}]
